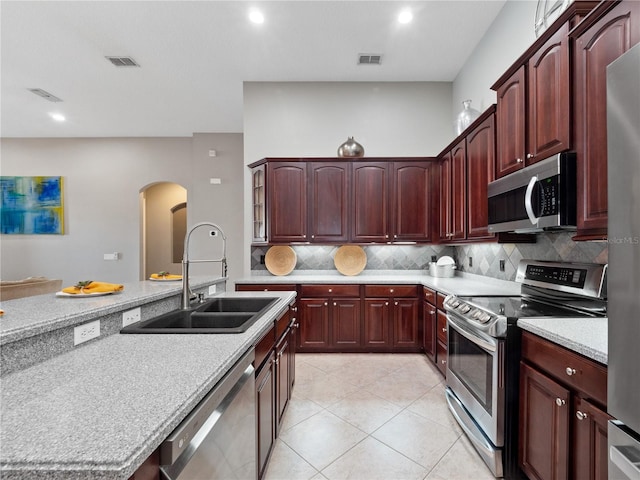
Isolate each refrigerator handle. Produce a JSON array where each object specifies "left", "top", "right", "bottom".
[{"left": 610, "top": 445, "right": 640, "bottom": 480}]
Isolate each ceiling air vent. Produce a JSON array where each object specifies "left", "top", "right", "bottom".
[
  {"left": 358, "top": 54, "right": 382, "bottom": 65},
  {"left": 105, "top": 56, "right": 140, "bottom": 67},
  {"left": 28, "top": 88, "right": 63, "bottom": 102}
]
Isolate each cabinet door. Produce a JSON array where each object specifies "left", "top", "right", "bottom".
[
  {"left": 438, "top": 153, "right": 452, "bottom": 242},
  {"left": 352, "top": 163, "right": 390, "bottom": 242},
  {"left": 423, "top": 301, "right": 436, "bottom": 359},
  {"left": 574, "top": 1, "right": 640, "bottom": 238},
  {"left": 309, "top": 162, "right": 349, "bottom": 242},
  {"left": 392, "top": 162, "right": 432, "bottom": 242},
  {"left": 363, "top": 299, "right": 391, "bottom": 349},
  {"left": 451, "top": 140, "right": 467, "bottom": 240},
  {"left": 331, "top": 298, "right": 361, "bottom": 348},
  {"left": 256, "top": 354, "right": 275, "bottom": 480},
  {"left": 436, "top": 340, "right": 447, "bottom": 377},
  {"left": 573, "top": 396, "right": 612, "bottom": 480},
  {"left": 527, "top": 23, "right": 570, "bottom": 163},
  {"left": 466, "top": 112, "right": 496, "bottom": 240},
  {"left": 519, "top": 362, "right": 570, "bottom": 480},
  {"left": 251, "top": 165, "right": 267, "bottom": 243},
  {"left": 392, "top": 298, "right": 419, "bottom": 349},
  {"left": 268, "top": 162, "right": 307, "bottom": 242},
  {"left": 275, "top": 333, "right": 290, "bottom": 433},
  {"left": 496, "top": 65, "right": 526, "bottom": 178},
  {"left": 298, "top": 298, "right": 330, "bottom": 350}
]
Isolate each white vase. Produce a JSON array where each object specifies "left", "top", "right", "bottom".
[{"left": 454, "top": 100, "right": 480, "bottom": 136}]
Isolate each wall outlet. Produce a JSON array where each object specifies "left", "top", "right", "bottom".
[
  {"left": 208, "top": 284, "right": 217, "bottom": 295},
  {"left": 260, "top": 255, "right": 266, "bottom": 265},
  {"left": 469, "top": 257, "right": 473, "bottom": 267},
  {"left": 74, "top": 320, "right": 100, "bottom": 346},
  {"left": 103, "top": 252, "right": 119, "bottom": 261},
  {"left": 499, "top": 259, "right": 506, "bottom": 272},
  {"left": 122, "top": 307, "right": 141, "bottom": 327}
]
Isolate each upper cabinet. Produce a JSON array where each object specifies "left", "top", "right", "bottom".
[
  {"left": 438, "top": 106, "right": 496, "bottom": 244},
  {"left": 571, "top": 0, "right": 640, "bottom": 239},
  {"left": 492, "top": 3, "right": 596, "bottom": 178},
  {"left": 250, "top": 157, "right": 436, "bottom": 245}
]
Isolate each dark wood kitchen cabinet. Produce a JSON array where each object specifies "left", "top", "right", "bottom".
[
  {"left": 438, "top": 141, "right": 466, "bottom": 242},
  {"left": 351, "top": 162, "right": 391, "bottom": 242},
  {"left": 465, "top": 109, "right": 496, "bottom": 240},
  {"left": 363, "top": 285, "right": 420, "bottom": 352},
  {"left": 267, "top": 161, "right": 308, "bottom": 243},
  {"left": 422, "top": 287, "right": 437, "bottom": 361},
  {"left": 309, "top": 162, "right": 350, "bottom": 243},
  {"left": 571, "top": 0, "right": 640, "bottom": 240},
  {"left": 492, "top": 2, "right": 597, "bottom": 178},
  {"left": 392, "top": 162, "right": 434, "bottom": 242},
  {"left": 298, "top": 284, "right": 361, "bottom": 352},
  {"left": 519, "top": 331, "right": 609, "bottom": 480}
]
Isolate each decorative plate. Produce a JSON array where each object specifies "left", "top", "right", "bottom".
[
  {"left": 265, "top": 246, "right": 297, "bottom": 276},
  {"left": 334, "top": 245, "right": 367, "bottom": 276}
]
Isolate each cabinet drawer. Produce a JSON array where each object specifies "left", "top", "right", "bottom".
[
  {"left": 437, "top": 310, "right": 448, "bottom": 344},
  {"left": 522, "top": 332, "right": 607, "bottom": 406},
  {"left": 275, "top": 309, "right": 290, "bottom": 340},
  {"left": 436, "top": 293, "right": 447, "bottom": 310},
  {"left": 436, "top": 340, "right": 447, "bottom": 376},
  {"left": 364, "top": 285, "right": 418, "bottom": 298},
  {"left": 423, "top": 287, "right": 436, "bottom": 305},
  {"left": 300, "top": 284, "right": 360, "bottom": 297},
  {"left": 236, "top": 283, "right": 297, "bottom": 292},
  {"left": 255, "top": 325, "right": 275, "bottom": 370}
]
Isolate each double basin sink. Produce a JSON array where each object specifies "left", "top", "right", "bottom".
[{"left": 120, "top": 297, "right": 278, "bottom": 334}]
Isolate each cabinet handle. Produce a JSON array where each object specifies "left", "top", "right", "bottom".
[
  {"left": 292, "top": 307, "right": 298, "bottom": 312},
  {"left": 311, "top": 235, "right": 315, "bottom": 239},
  {"left": 385, "top": 234, "right": 389, "bottom": 239},
  {"left": 395, "top": 301, "right": 398, "bottom": 306},
  {"left": 390, "top": 289, "right": 394, "bottom": 293},
  {"left": 565, "top": 367, "right": 576, "bottom": 376},
  {"left": 328, "top": 288, "right": 333, "bottom": 293},
  {"left": 333, "top": 302, "right": 337, "bottom": 306},
  {"left": 294, "top": 323, "right": 299, "bottom": 328},
  {"left": 555, "top": 398, "right": 566, "bottom": 407},
  {"left": 385, "top": 302, "right": 389, "bottom": 306},
  {"left": 430, "top": 310, "right": 436, "bottom": 315},
  {"left": 576, "top": 411, "right": 588, "bottom": 421},
  {"left": 527, "top": 153, "right": 534, "bottom": 159},
  {"left": 441, "top": 359, "right": 447, "bottom": 365},
  {"left": 394, "top": 234, "right": 397, "bottom": 238},
  {"left": 442, "top": 327, "right": 447, "bottom": 333},
  {"left": 264, "top": 289, "right": 269, "bottom": 292},
  {"left": 324, "top": 302, "right": 328, "bottom": 306},
  {"left": 516, "top": 158, "right": 523, "bottom": 163}
]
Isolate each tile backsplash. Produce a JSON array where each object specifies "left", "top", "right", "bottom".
[{"left": 251, "top": 232, "right": 608, "bottom": 281}]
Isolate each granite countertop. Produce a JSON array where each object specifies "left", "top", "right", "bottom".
[
  {"left": 0, "top": 290, "right": 296, "bottom": 480},
  {"left": 518, "top": 317, "right": 608, "bottom": 365},
  {"left": 0, "top": 276, "right": 226, "bottom": 345},
  {"left": 236, "top": 270, "right": 523, "bottom": 296}
]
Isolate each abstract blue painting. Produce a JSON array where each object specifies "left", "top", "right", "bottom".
[{"left": 0, "top": 176, "right": 65, "bottom": 234}]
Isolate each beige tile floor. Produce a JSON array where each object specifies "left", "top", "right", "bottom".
[{"left": 265, "top": 353, "right": 496, "bottom": 480}]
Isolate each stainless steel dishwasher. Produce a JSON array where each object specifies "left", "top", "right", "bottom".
[{"left": 160, "top": 350, "right": 256, "bottom": 480}]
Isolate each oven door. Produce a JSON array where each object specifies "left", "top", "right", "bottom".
[{"left": 446, "top": 312, "right": 504, "bottom": 447}]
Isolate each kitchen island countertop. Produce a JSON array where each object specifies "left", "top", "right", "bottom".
[{"left": 0, "top": 289, "right": 296, "bottom": 480}]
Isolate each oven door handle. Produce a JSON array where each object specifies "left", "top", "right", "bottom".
[
  {"left": 447, "top": 314, "right": 497, "bottom": 353},
  {"left": 524, "top": 175, "right": 539, "bottom": 225}
]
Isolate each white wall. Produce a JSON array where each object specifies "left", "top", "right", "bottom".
[
  {"left": 0, "top": 134, "right": 244, "bottom": 287},
  {"left": 452, "top": 0, "right": 537, "bottom": 118},
  {"left": 242, "top": 81, "right": 453, "bottom": 274}
]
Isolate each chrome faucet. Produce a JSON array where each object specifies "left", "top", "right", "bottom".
[{"left": 181, "top": 222, "right": 227, "bottom": 310}]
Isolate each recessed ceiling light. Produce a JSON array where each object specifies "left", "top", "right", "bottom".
[
  {"left": 249, "top": 9, "right": 264, "bottom": 24},
  {"left": 49, "top": 113, "right": 66, "bottom": 122},
  {"left": 398, "top": 9, "right": 413, "bottom": 24}
]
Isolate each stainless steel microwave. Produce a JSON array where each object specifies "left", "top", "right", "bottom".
[{"left": 487, "top": 152, "right": 577, "bottom": 233}]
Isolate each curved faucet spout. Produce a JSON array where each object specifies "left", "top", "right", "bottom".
[{"left": 181, "top": 222, "right": 227, "bottom": 310}]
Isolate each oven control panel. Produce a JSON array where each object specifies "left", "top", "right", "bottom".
[{"left": 444, "top": 297, "right": 494, "bottom": 324}]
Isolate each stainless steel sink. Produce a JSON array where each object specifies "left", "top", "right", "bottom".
[{"left": 120, "top": 297, "right": 278, "bottom": 334}]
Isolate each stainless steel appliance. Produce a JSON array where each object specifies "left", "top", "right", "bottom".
[
  {"left": 444, "top": 260, "right": 607, "bottom": 478},
  {"left": 160, "top": 350, "right": 256, "bottom": 479},
  {"left": 487, "top": 152, "right": 577, "bottom": 233},
  {"left": 607, "top": 42, "right": 640, "bottom": 480}
]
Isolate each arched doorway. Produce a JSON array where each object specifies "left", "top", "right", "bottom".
[{"left": 140, "top": 182, "right": 187, "bottom": 279}]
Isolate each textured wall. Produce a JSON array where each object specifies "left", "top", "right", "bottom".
[{"left": 251, "top": 232, "right": 608, "bottom": 281}]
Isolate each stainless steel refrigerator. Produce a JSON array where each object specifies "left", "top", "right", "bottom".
[{"left": 607, "top": 41, "right": 640, "bottom": 480}]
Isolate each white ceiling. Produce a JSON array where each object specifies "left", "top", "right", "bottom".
[{"left": 1, "top": 0, "right": 507, "bottom": 138}]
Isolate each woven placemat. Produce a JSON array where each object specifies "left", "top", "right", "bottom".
[
  {"left": 334, "top": 245, "right": 367, "bottom": 276},
  {"left": 265, "top": 246, "right": 297, "bottom": 276}
]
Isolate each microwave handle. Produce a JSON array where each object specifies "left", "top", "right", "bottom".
[{"left": 524, "top": 176, "right": 539, "bottom": 225}]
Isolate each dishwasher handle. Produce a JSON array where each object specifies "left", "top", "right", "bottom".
[{"left": 159, "top": 349, "right": 255, "bottom": 471}]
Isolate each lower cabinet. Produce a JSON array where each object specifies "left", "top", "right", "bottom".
[
  {"left": 435, "top": 293, "right": 448, "bottom": 377},
  {"left": 519, "top": 332, "right": 609, "bottom": 480},
  {"left": 423, "top": 287, "right": 437, "bottom": 361},
  {"left": 253, "top": 306, "right": 297, "bottom": 480}
]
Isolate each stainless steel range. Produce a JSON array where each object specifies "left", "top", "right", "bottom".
[{"left": 444, "top": 260, "right": 607, "bottom": 479}]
